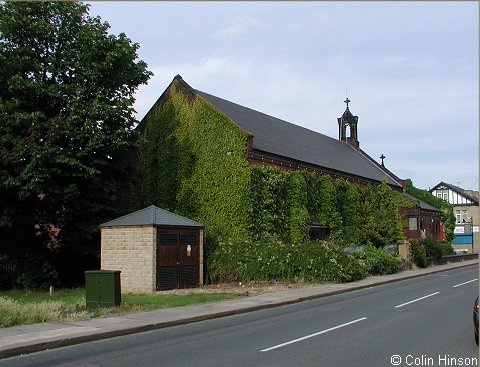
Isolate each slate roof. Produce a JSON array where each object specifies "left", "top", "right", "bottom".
[
  {"left": 403, "top": 192, "right": 441, "bottom": 212},
  {"left": 101, "top": 205, "right": 204, "bottom": 228},
  {"left": 194, "top": 89, "right": 401, "bottom": 188}
]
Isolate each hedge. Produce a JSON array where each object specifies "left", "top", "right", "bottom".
[{"left": 207, "top": 236, "right": 365, "bottom": 283}]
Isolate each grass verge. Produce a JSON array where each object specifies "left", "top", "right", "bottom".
[{"left": 0, "top": 288, "right": 247, "bottom": 328}]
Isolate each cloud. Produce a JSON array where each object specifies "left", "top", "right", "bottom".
[
  {"left": 133, "top": 51, "right": 477, "bottom": 190},
  {"left": 134, "top": 56, "right": 328, "bottom": 126},
  {"left": 214, "top": 16, "right": 262, "bottom": 39}
]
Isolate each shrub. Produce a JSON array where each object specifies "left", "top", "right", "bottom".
[
  {"left": 203, "top": 230, "right": 223, "bottom": 285},
  {"left": 409, "top": 240, "right": 427, "bottom": 268},
  {"left": 353, "top": 245, "right": 403, "bottom": 275},
  {"left": 422, "top": 237, "right": 455, "bottom": 258},
  {"left": 208, "top": 236, "right": 365, "bottom": 284}
]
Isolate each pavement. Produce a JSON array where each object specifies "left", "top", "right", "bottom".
[{"left": 0, "top": 259, "right": 478, "bottom": 359}]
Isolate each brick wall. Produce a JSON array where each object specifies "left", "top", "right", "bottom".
[{"left": 101, "top": 226, "right": 156, "bottom": 293}]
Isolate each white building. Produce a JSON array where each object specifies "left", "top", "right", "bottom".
[{"left": 430, "top": 182, "right": 479, "bottom": 253}]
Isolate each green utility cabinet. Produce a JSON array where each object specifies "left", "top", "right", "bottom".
[{"left": 85, "top": 270, "right": 121, "bottom": 310}]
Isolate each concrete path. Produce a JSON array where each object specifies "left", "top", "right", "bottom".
[{"left": 0, "top": 259, "right": 477, "bottom": 359}]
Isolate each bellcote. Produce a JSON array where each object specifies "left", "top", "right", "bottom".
[{"left": 337, "top": 97, "right": 359, "bottom": 149}]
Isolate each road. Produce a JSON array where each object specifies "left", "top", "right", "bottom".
[{"left": 1, "top": 265, "right": 478, "bottom": 367}]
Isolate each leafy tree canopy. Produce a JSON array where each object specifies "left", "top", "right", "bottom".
[{"left": 0, "top": 1, "right": 152, "bottom": 287}]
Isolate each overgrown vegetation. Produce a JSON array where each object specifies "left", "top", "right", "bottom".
[
  {"left": 206, "top": 236, "right": 405, "bottom": 284},
  {"left": 248, "top": 168, "right": 410, "bottom": 247}
]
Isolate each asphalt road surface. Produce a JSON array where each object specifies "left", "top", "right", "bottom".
[{"left": 1, "top": 265, "right": 478, "bottom": 367}]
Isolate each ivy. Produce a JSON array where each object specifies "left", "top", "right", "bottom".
[
  {"left": 286, "top": 171, "right": 309, "bottom": 243},
  {"left": 139, "top": 81, "right": 251, "bottom": 239},
  {"left": 248, "top": 167, "right": 289, "bottom": 239},
  {"left": 372, "top": 180, "right": 409, "bottom": 246},
  {"left": 335, "top": 179, "right": 361, "bottom": 245}
]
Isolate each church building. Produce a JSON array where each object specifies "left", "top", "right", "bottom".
[{"left": 138, "top": 75, "right": 442, "bottom": 241}]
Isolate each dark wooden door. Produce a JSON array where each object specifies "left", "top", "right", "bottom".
[
  {"left": 179, "top": 231, "right": 199, "bottom": 288},
  {"left": 157, "top": 230, "right": 178, "bottom": 290},
  {"left": 156, "top": 229, "right": 199, "bottom": 290}
]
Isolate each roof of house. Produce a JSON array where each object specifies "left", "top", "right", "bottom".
[
  {"left": 100, "top": 205, "right": 204, "bottom": 228},
  {"left": 194, "top": 88, "right": 401, "bottom": 187},
  {"left": 430, "top": 182, "right": 479, "bottom": 205},
  {"left": 402, "top": 192, "right": 440, "bottom": 212}
]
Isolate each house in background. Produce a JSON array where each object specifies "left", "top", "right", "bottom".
[{"left": 430, "top": 182, "right": 479, "bottom": 253}]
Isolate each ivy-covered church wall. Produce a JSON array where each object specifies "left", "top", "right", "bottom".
[
  {"left": 138, "top": 81, "right": 252, "bottom": 239},
  {"left": 248, "top": 166, "right": 410, "bottom": 246}
]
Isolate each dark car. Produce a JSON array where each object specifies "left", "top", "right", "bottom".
[{"left": 474, "top": 296, "right": 479, "bottom": 345}]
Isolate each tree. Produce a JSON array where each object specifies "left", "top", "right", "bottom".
[{"left": 0, "top": 1, "right": 152, "bottom": 287}]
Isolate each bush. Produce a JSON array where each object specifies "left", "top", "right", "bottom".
[
  {"left": 408, "top": 238, "right": 454, "bottom": 268},
  {"left": 422, "top": 237, "right": 454, "bottom": 258},
  {"left": 208, "top": 236, "right": 365, "bottom": 284},
  {"left": 353, "top": 245, "right": 403, "bottom": 275},
  {"left": 409, "top": 240, "right": 427, "bottom": 268},
  {"left": 203, "top": 230, "right": 222, "bottom": 285}
]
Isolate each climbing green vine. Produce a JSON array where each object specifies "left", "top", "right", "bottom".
[{"left": 138, "top": 81, "right": 251, "bottom": 239}]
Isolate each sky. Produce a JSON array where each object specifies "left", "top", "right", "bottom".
[{"left": 88, "top": 1, "right": 479, "bottom": 191}]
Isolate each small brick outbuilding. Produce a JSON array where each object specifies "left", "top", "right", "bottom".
[{"left": 100, "top": 205, "right": 204, "bottom": 293}]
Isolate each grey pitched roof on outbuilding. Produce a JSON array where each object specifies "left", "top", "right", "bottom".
[
  {"left": 100, "top": 205, "right": 204, "bottom": 228},
  {"left": 195, "top": 89, "right": 401, "bottom": 188},
  {"left": 403, "top": 192, "right": 440, "bottom": 212}
]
